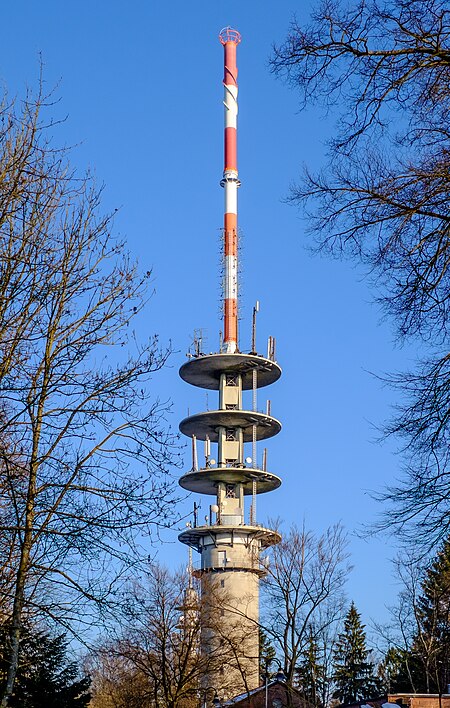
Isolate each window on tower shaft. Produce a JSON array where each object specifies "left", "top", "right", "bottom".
[{"left": 226, "top": 484, "right": 236, "bottom": 498}]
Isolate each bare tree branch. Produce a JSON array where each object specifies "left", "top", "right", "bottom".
[{"left": 272, "top": 0, "right": 450, "bottom": 550}]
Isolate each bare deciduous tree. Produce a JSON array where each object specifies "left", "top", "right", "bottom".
[
  {"left": 90, "top": 564, "right": 250, "bottom": 708},
  {"left": 0, "top": 87, "right": 180, "bottom": 705},
  {"left": 88, "top": 652, "right": 146, "bottom": 708},
  {"left": 262, "top": 524, "right": 349, "bottom": 687},
  {"left": 271, "top": 0, "right": 450, "bottom": 550}
]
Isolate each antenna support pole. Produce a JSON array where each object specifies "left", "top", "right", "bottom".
[{"left": 251, "top": 300, "right": 260, "bottom": 353}]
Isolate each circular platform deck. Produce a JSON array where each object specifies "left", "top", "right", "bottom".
[
  {"left": 179, "top": 409, "right": 281, "bottom": 442},
  {"left": 179, "top": 466, "right": 281, "bottom": 495},
  {"left": 179, "top": 353, "right": 281, "bottom": 390},
  {"left": 178, "top": 523, "right": 281, "bottom": 552}
]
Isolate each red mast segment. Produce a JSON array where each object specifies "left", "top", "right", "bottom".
[{"left": 219, "top": 27, "right": 241, "bottom": 354}]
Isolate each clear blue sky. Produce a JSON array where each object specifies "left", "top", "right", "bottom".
[{"left": 1, "top": 1, "right": 417, "bottom": 632}]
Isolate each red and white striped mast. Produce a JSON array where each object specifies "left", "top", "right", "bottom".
[{"left": 219, "top": 27, "right": 241, "bottom": 354}]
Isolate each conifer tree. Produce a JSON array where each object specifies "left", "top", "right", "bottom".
[
  {"left": 417, "top": 537, "right": 450, "bottom": 693},
  {"left": 378, "top": 647, "right": 413, "bottom": 694},
  {"left": 259, "top": 628, "right": 277, "bottom": 683},
  {"left": 0, "top": 624, "right": 90, "bottom": 707},
  {"left": 333, "top": 603, "right": 381, "bottom": 704},
  {"left": 390, "top": 538, "right": 450, "bottom": 693},
  {"left": 296, "top": 629, "right": 325, "bottom": 708}
]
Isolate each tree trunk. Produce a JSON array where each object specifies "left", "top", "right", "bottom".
[
  {"left": 1, "top": 453, "right": 38, "bottom": 705},
  {"left": 1, "top": 532, "right": 32, "bottom": 705}
]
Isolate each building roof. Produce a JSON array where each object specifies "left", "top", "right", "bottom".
[
  {"left": 337, "top": 696, "right": 389, "bottom": 708},
  {"left": 222, "top": 679, "right": 313, "bottom": 708}
]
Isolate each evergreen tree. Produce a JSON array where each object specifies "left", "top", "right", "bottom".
[
  {"left": 0, "top": 624, "right": 90, "bottom": 707},
  {"left": 259, "top": 628, "right": 277, "bottom": 682},
  {"left": 417, "top": 537, "right": 450, "bottom": 693},
  {"left": 333, "top": 603, "right": 381, "bottom": 704},
  {"left": 390, "top": 538, "right": 450, "bottom": 694},
  {"left": 296, "top": 629, "right": 325, "bottom": 708},
  {"left": 378, "top": 647, "right": 405, "bottom": 694}
]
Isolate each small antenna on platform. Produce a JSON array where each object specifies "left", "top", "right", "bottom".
[
  {"left": 192, "top": 329, "right": 206, "bottom": 357},
  {"left": 267, "top": 336, "right": 276, "bottom": 361},
  {"left": 188, "top": 547, "right": 193, "bottom": 588},
  {"left": 205, "top": 436, "right": 211, "bottom": 467},
  {"left": 250, "top": 479, "right": 257, "bottom": 524},
  {"left": 252, "top": 368, "right": 257, "bottom": 479},
  {"left": 193, "top": 501, "right": 199, "bottom": 527},
  {"left": 192, "top": 435, "right": 198, "bottom": 472},
  {"left": 251, "top": 300, "right": 259, "bottom": 353}
]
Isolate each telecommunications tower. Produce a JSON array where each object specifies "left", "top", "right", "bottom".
[{"left": 178, "top": 28, "right": 282, "bottom": 697}]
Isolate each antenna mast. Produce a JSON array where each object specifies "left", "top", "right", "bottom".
[{"left": 219, "top": 27, "right": 241, "bottom": 354}]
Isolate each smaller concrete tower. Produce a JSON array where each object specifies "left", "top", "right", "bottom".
[{"left": 178, "top": 28, "right": 282, "bottom": 698}]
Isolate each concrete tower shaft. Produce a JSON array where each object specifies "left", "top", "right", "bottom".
[{"left": 178, "top": 28, "right": 282, "bottom": 699}]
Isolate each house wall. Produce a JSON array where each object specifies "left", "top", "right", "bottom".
[{"left": 389, "top": 695, "right": 450, "bottom": 708}]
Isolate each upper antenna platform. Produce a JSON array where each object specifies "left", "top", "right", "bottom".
[{"left": 219, "top": 27, "right": 241, "bottom": 45}]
